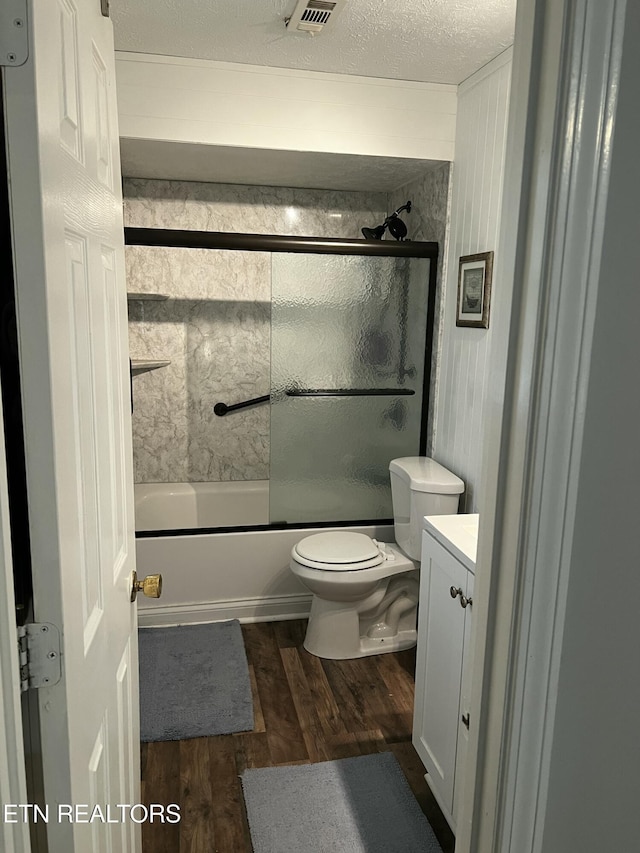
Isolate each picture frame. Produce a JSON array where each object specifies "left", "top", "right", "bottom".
[{"left": 456, "top": 251, "right": 494, "bottom": 328}]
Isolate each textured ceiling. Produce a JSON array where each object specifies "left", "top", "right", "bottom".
[{"left": 111, "top": 0, "right": 516, "bottom": 85}]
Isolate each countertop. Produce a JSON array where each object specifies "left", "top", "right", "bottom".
[{"left": 422, "top": 513, "right": 479, "bottom": 572}]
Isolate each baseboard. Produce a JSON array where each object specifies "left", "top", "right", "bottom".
[{"left": 137, "top": 593, "right": 313, "bottom": 627}]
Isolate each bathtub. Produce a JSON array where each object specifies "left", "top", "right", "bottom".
[
  {"left": 134, "top": 479, "right": 394, "bottom": 626},
  {"left": 134, "top": 480, "right": 269, "bottom": 531}
]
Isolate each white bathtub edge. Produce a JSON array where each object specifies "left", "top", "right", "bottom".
[{"left": 137, "top": 592, "right": 313, "bottom": 627}]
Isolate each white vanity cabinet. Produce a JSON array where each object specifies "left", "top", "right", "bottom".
[{"left": 412, "top": 514, "right": 478, "bottom": 832}]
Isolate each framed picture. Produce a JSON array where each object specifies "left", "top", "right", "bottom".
[{"left": 456, "top": 251, "right": 494, "bottom": 328}]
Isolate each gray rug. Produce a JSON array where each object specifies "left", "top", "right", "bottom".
[
  {"left": 241, "top": 752, "right": 443, "bottom": 852},
  {"left": 139, "top": 620, "right": 254, "bottom": 742}
]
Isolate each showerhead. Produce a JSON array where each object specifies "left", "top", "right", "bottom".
[
  {"left": 361, "top": 224, "right": 387, "bottom": 240},
  {"left": 361, "top": 200, "right": 412, "bottom": 241}
]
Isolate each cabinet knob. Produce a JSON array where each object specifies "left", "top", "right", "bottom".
[
  {"left": 450, "top": 586, "right": 463, "bottom": 600},
  {"left": 460, "top": 595, "right": 473, "bottom": 608}
]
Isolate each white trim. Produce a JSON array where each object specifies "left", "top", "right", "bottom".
[
  {"left": 115, "top": 51, "right": 458, "bottom": 95},
  {"left": 457, "top": 1, "right": 629, "bottom": 851},
  {"left": 458, "top": 46, "right": 514, "bottom": 94},
  {"left": 498, "top": 4, "right": 627, "bottom": 849},
  {"left": 137, "top": 593, "right": 313, "bottom": 627}
]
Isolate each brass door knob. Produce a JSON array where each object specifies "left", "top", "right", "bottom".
[{"left": 130, "top": 571, "right": 163, "bottom": 602}]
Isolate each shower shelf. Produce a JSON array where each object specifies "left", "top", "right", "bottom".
[
  {"left": 127, "top": 292, "right": 168, "bottom": 301},
  {"left": 131, "top": 359, "right": 171, "bottom": 376}
]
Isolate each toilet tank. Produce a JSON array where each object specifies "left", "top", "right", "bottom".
[{"left": 389, "top": 457, "right": 465, "bottom": 560}]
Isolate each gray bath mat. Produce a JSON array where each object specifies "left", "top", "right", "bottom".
[
  {"left": 241, "top": 752, "right": 443, "bottom": 852},
  {"left": 139, "top": 620, "right": 254, "bottom": 742}
]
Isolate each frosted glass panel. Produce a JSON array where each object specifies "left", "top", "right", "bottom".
[{"left": 270, "top": 253, "right": 431, "bottom": 524}]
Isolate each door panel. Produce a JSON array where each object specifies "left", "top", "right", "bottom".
[
  {"left": 0, "top": 389, "right": 30, "bottom": 853},
  {"left": 3, "top": 1, "right": 140, "bottom": 850}
]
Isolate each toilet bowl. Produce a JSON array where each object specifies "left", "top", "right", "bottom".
[
  {"left": 290, "top": 532, "right": 419, "bottom": 659},
  {"left": 290, "top": 457, "right": 464, "bottom": 660}
]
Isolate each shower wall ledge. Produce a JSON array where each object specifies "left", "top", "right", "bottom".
[
  {"left": 127, "top": 291, "right": 168, "bottom": 301},
  {"left": 131, "top": 359, "right": 171, "bottom": 375}
]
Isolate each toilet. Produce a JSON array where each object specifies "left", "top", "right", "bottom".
[{"left": 290, "top": 457, "right": 465, "bottom": 659}]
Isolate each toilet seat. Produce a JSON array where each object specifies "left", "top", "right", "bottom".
[{"left": 292, "top": 531, "right": 385, "bottom": 571}]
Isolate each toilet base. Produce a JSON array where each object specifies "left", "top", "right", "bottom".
[
  {"left": 304, "top": 627, "right": 417, "bottom": 660},
  {"left": 302, "top": 580, "right": 419, "bottom": 660}
]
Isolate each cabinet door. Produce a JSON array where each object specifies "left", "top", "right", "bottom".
[{"left": 413, "top": 536, "right": 468, "bottom": 818}]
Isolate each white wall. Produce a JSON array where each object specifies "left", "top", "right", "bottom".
[
  {"left": 433, "top": 49, "right": 512, "bottom": 511},
  {"left": 115, "top": 52, "right": 457, "bottom": 162}
]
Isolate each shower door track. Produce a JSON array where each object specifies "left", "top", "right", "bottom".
[
  {"left": 124, "top": 227, "right": 438, "bottom": 259},
  {"left": 135, "top": 517, "right": 395, "bottom": 539}
]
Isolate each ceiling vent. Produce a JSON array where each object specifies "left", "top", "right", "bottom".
[{"left": 285, "top": 0, "right": 346, "bottom": 35}]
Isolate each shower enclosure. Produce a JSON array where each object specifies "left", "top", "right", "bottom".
[
  {"left": 126, "top": 228, "right": 437, "bottom": 534},
  {"left": 270, "top": 252, "right": 430, "bottom": 524}
]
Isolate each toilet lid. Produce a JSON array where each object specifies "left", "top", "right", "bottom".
[{"left": 293, "top": 532, "right": 385, "bottom": 571}]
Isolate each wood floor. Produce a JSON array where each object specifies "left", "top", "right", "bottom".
[{"left": 140, "top": 619, "right": 455, "bottom": 853}]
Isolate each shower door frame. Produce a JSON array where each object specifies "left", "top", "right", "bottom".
[{"left": 125, "top": 227, "right": 439, "bottom": 537}]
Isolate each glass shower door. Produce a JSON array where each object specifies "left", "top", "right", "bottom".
[{"left": 270, "top": 253, "right": 431, "bottom": 524}]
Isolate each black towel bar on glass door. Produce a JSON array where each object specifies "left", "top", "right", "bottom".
[
  {"left": 285, "top": 388, "right": 415, "bottom": 397},
  {"left": 213, "top": 388, "right": 414, "bottom": 416}
]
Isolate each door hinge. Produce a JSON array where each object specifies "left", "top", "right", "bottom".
[
  {"left": 18, "top": 623, "right": 61, "bottom": 693},
  {"left": 0, "top": 0, "right": 28, "bottom": 67},
  {"left": 101, "top": 0, "right": 110, "bottom": 18}
]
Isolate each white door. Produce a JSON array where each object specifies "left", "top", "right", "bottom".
[
  {"left": 0, "top": 393, "right": 30, "bottom": 853},
  {"left": 3, "top": 1, "right": 140, "bottom": 850}
]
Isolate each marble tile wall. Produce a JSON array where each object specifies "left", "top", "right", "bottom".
[
  {"left": 125, "top": 179, "right": 388, "bottom": 483},
  {"left": 127, "top": 249, "right": 270, "bottom": 482},
  {"left": 123, "top": 179, "right": 388, "bottom": 238},
  {"left": 388, "top": 163, "right": 452, "bottom": 455}
]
